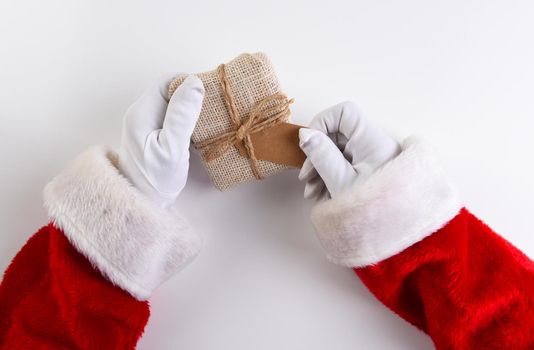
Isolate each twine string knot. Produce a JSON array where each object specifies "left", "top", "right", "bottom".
[{"left": 236, "top": 124, "right": 247, "bottom": 141}]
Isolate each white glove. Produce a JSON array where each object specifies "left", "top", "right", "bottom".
[
  {"left": 118, "top": 75, "right": 205, "bottom": 209},
  {"left": 298, "top": 101, "right": 401, "bottom": 199}
]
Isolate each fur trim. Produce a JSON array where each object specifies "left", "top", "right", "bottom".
[
  {"left": 43, "top": 146, "right": 201, "bottom": 301},
  {"left": 310, "top": 137, "right": 462, "bottom": 268}
]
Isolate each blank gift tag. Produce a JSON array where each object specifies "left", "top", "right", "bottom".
[{"left": 235, "top": 122, "right": 306, "bottom": 168}]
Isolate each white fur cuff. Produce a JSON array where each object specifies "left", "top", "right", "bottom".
[
  {"left": 310, "top": 137, "right": 462, "bottom": 268},
  {"left": 43, "top": 146, "right": 201, "bottom": 300}
]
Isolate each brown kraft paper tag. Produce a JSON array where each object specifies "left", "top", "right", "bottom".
[{"left": 235, "top": 122, "right": 306, "bottom": 168}]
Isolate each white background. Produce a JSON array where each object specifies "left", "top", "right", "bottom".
[{"left": 1, "top": 0, "right": 533, "bottom": 349}]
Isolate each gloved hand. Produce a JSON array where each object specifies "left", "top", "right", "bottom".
[
  {"left": 298, "top": 101, "right": 401, "bottom": 199},
  {"left": 118, "top": 75, "right": 205, "bottom": 209}
]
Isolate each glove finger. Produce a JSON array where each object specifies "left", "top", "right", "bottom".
[
  {"left": 124, "top": 75, "right": 177, "bottom": 140},
  {"left": 317, "top": 185, "right": 330, "bottom": 201},
  {"left": 298, "top": 158, "right": 319, "bottom": 182},
  {"left": 303, "top": 176, "right": 326, "bottom": 199},
  {"left": 160, "top": 75, "right": 205, "bottom": 152},
  {"left": 299, "top": 152, "right": 327, "bottom": 200},
  {"left": 309, "top": 101, "right": 362, "bottom": 142},
  {"left": 343, "top": 118, "right": 401, "bottom": 169},
  {"left": 310, "top": 101, "right": 399, "bottom": 167},
  {"left": 299, "top": 128, "right": 358, "bottom": 198}
]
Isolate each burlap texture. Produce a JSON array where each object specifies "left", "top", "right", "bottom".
[{"left": 168, "top": 53, "right": 291, "bottom": 191}]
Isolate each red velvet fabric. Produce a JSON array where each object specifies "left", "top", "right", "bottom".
[
  {"left": 357, "top": 208, "right": 534, "bottom": 349},
  {"left": 0, "top": 224, "right": 149, "bottom": 350}
]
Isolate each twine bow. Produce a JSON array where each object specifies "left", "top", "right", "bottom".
[{"left": 194, "top": 64, "right": 294, "bottom": 180}]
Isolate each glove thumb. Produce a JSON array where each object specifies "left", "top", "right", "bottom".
[
  {"left": 299, "top": 128, "right": 358, "bottom": 197},
  {"left": 161, "top": 75, "right": 205, "bottom": 151}
]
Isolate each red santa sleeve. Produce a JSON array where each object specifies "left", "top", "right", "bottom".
[
  {"left": 310, "top": 137, "right": 534, "bottom": 349},
  {"left": 0, "top": 146, "right": 201, "bottom": 349}
]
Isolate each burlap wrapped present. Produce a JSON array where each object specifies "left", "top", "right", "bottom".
[{"left": 168, "top": 53, "right": 304, "bottom": 191}]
